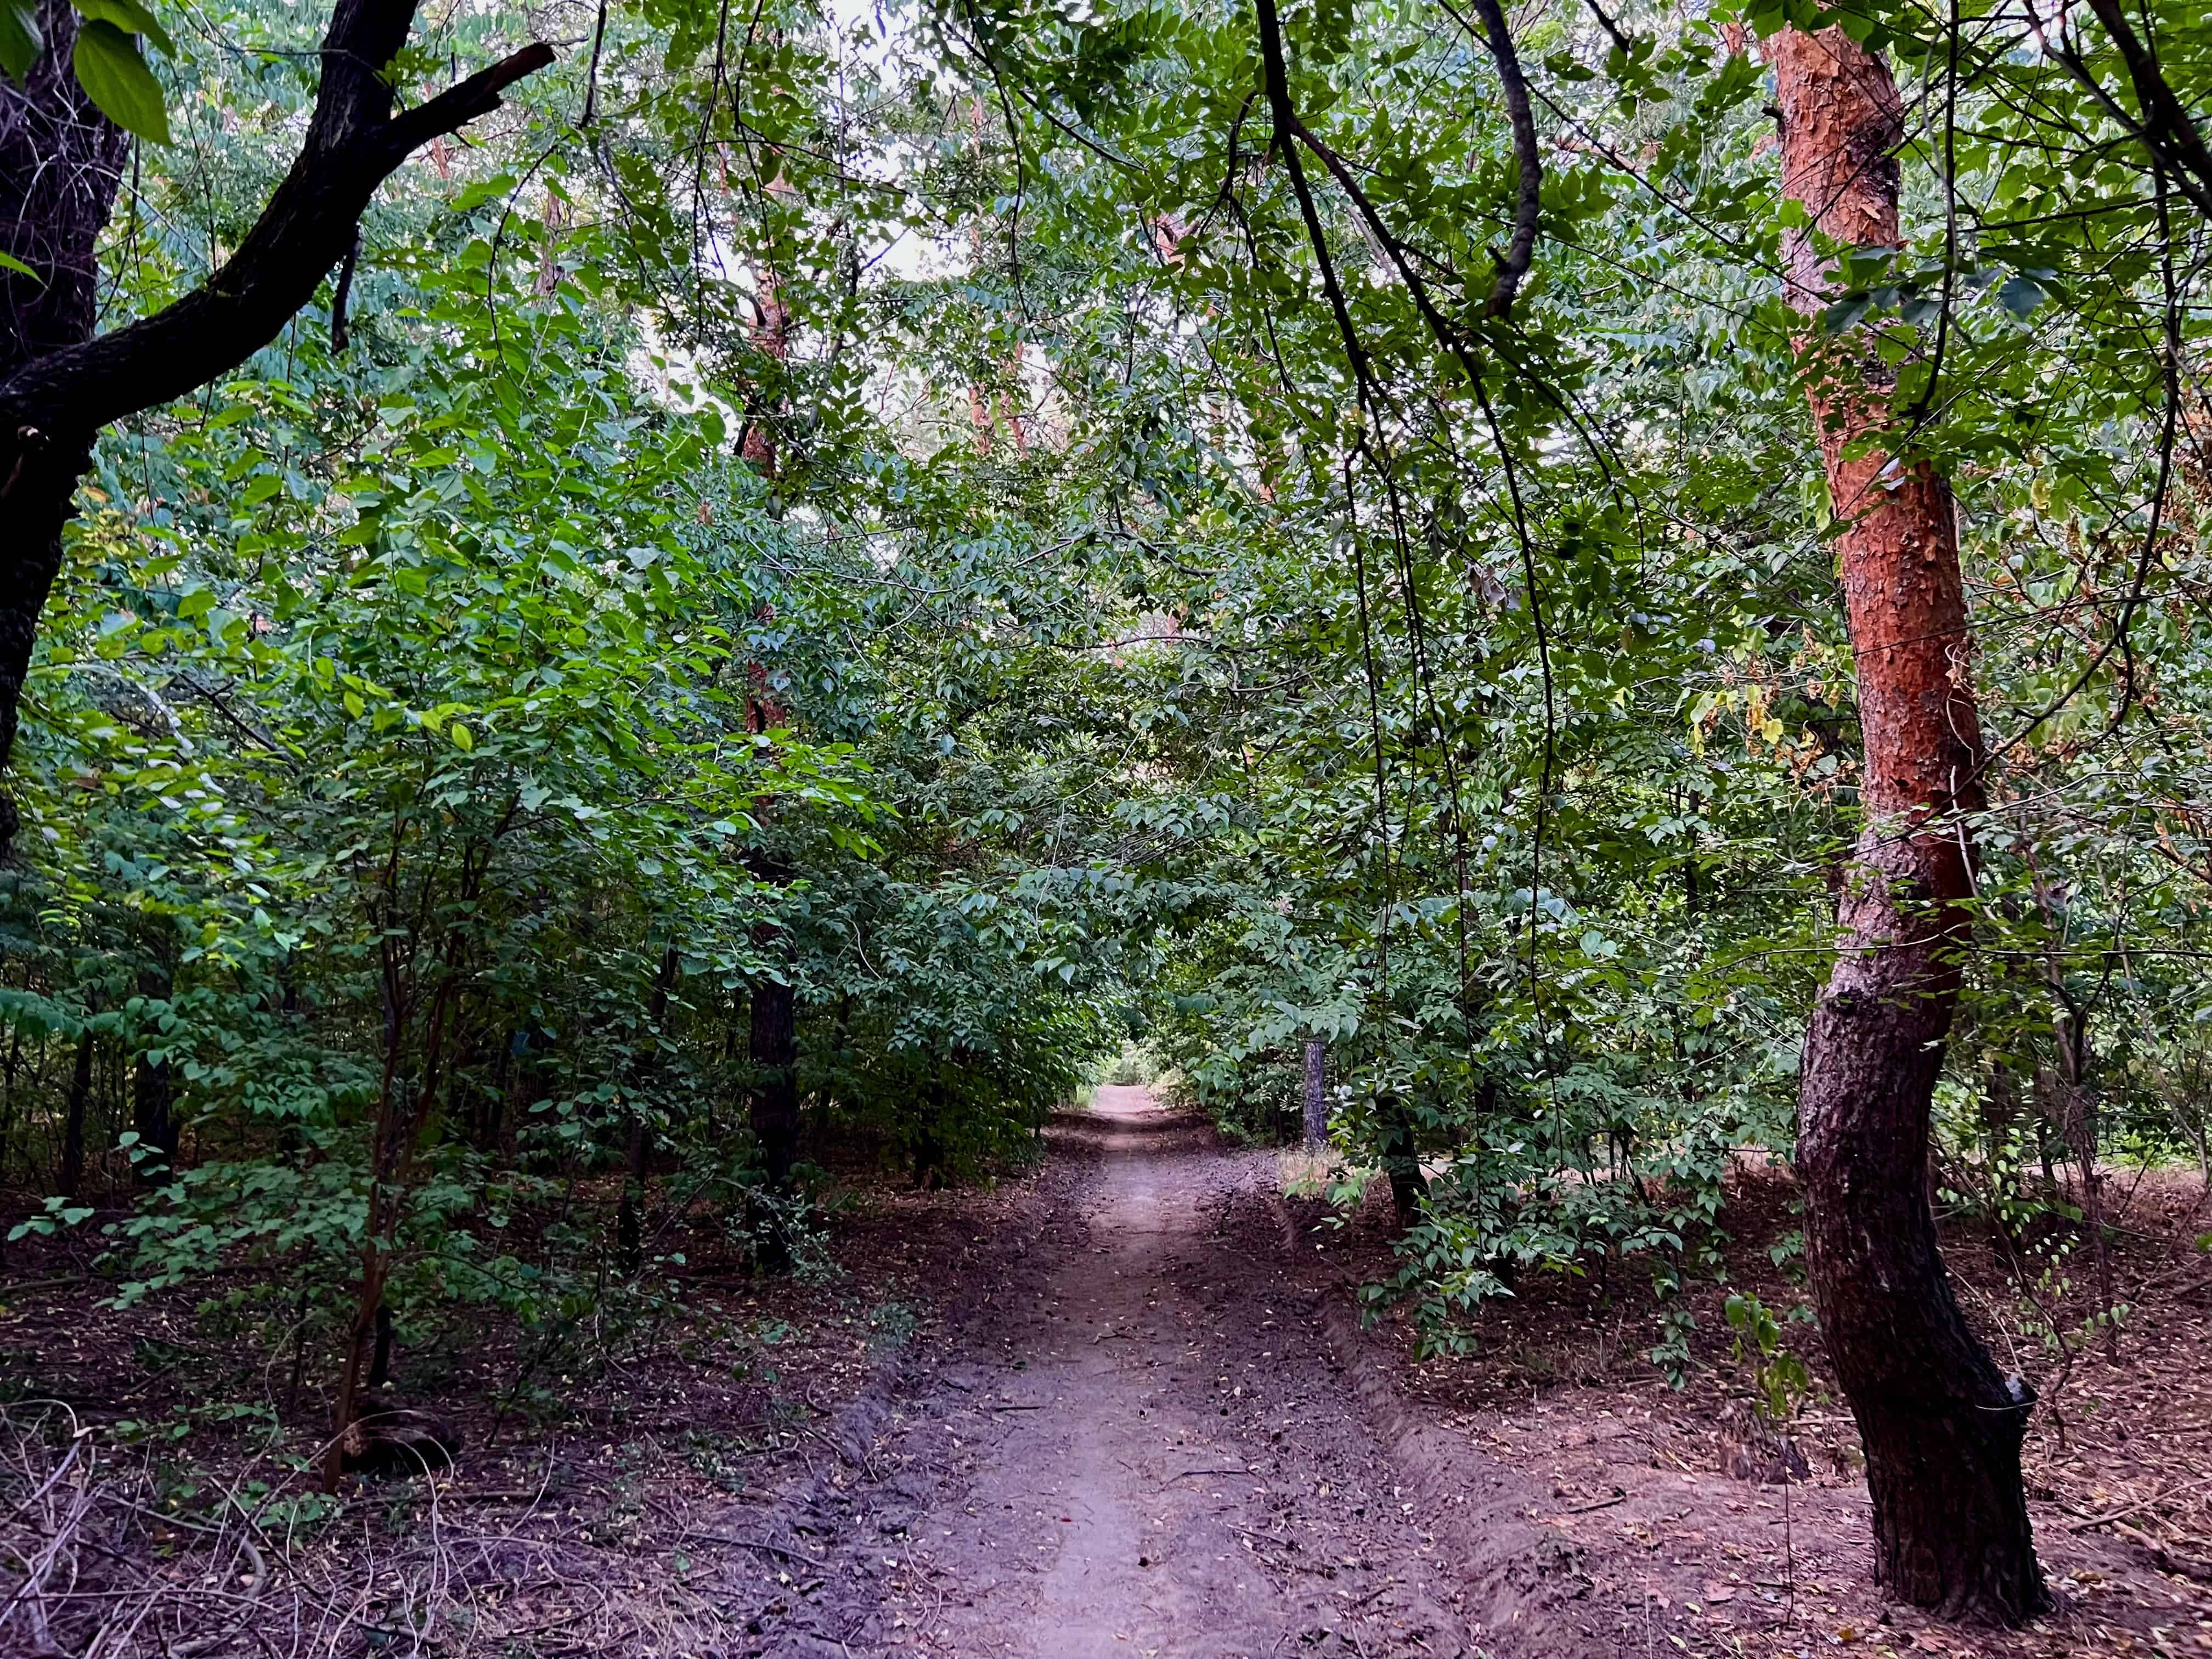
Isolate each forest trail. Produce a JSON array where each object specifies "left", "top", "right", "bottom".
[
  {"left": 723, "top": 1094, "right": 2211, "bottom": 1659},
  {"left": 904, "top": 1085, "right": 1481, "bottom": 1657},
  {"left": 734, "top": 1087, "right": 1526, "bottom": 1657}
]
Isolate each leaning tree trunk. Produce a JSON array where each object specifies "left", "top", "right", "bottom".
[{"left": 1773, "top": 26, "right": 2046, "bottom": 1623}]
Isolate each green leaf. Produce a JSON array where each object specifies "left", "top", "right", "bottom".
[
  {"left": 0, "top": 250, "right": 36, "bottom": 280},
  {"left": 72, "top": 0, "right": 172, "bottom": 53},
  {"left": 1996, "top": 273, "right": 2045, "bottom": 318},
  {"left": 74, "top": 19, "right": 169, "bottom": 142},
  {"left": 449, "top": 723, "right": 473, "bottom": 752},
  {"left": 1820, "top": 296, "right": 1871, "bottom": 335},
  {"left": 0, "top": 0, "right": 41, "bottom": 81}
]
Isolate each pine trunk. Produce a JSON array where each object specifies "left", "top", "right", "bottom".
[{"left": 1773, "top": 26, "right": 2046, "bottom": 1623}]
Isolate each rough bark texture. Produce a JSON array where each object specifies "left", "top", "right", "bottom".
[
  {"left": 0, "top": 2, "right": 128, "bottom": 379},
  {"left": 0, "top": 0, "right": 128, "bottom": 851},
  {"left": 0, "top": 0, "right": 550, "bottom": 857},
  {"left": 1773, "top": 26, "right": 2046, "bottom": 1624}
]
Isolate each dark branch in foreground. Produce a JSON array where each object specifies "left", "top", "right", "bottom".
[{"left": 0, "top": 14, "right": 553, "bottom": 441}]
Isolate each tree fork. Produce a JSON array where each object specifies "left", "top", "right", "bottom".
[
  {"left": 0, "top": 0, "right": 551, "bottom": 855},
  {"left": 1773, "top": 25, "right": 2046, "bottom": 1623}
]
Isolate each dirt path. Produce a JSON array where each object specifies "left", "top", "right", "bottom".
[
  {"left": 725, "top": 1088, "right": 1520, "bottom": 1657},
  {"left": 906, "top": 1087, "right": 1484, "bottom": 1657},
  {"left": 721, "top": 1092, "right": 2212, "bottom": 1658}
]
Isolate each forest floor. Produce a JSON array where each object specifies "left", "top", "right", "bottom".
[{"left": 2, "top": 1088, "right": 2209, "bottom": 1656}]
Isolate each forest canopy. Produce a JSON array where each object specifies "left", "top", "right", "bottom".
[{"left": 0, "top": 0, "right": 2208, "bottom": 1632}]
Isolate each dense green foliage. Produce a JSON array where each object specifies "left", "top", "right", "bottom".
[{"left": 4, "top": 0, "right": 2210, "bottom": 1406}]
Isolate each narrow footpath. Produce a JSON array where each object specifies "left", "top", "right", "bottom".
[{"left": 724, "top": 1087, "right": 1528, "bottom": 1657}]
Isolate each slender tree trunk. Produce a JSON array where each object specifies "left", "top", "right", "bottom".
[
  {"left": 618, "top": 946, "right": 680, "bottom": 1272},
  {"left": 1378, "top": 1097, "right": 1425, "bottom": 1227},
  {"left": 326, "top": 840, "right": 478, "bottom": 1490},
  {"left": 1301, "top": 1038, "right": 1327, "bottom": 1146},
  {"left": 132, "top": 969, "right": 177, "bottom": 1184},
  {"left": 2046, "top": 1024, "right": 2118, "bottom": 1355},
  {"left": 366, "top": 1301, "right": 395, "bottom": 1391},
  {"left": 735, "top": 252, "right": 803, "bottom": 1249},
  {"left": 59, "top": 1023, "right": 94, "bottom": 1199},
  {"left": 0, "top": 1025, "right": 22, "bottom": 1195},
  {"left": 1774, "top": 26, "right": 2045, "bottom": 1623},
  {"left": 328, "top": 951, "right": 410, "bottom": 1493}
]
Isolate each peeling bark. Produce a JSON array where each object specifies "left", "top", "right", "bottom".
[{"left": 1773, "top": 25, "right": 2046, "bottom": 1624}]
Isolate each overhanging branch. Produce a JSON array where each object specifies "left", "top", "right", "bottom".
[{"left": 0, "top": 3, "right": 554, "bottom": 439}]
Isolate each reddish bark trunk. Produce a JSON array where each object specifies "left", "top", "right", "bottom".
[{"left": 1773, "top": 27, "right": 2046, "bottom": 1623}]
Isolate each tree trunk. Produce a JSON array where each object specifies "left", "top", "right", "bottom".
[
  {"left": 0, "top": 2, "right": 128, "bottom": 854},
  {"left": 1301, "top": 1037, "right": 1327, "bottom": 1146},
  {"left": 618, "top": 946, "right": 680, "bottom": 1272},
  {"left": 132, "top": 970, "right": 177, "bottom": 1184},
  {"left": 325, "top": 923, "right": 466, "bottom": 1491},
  {"left": 1378, "top": 1097, "right": 1425, "bottom": 1227},
  {"left": 59, "top": 1023, "right": 93, "bottom": 1199},
  {"left": 1, "top": 1025, "right": 22, "bottom": 1197},
  {"left": 0, "top": 0, "right": 549, "bottom": 857},
  {"left": 1774, "top": 26, "right": 2046, "bottom": 1623},
  {"left": 366, "top": 1300, "right": 395, "bottom": 1391},
  {"left": 751, "top": 974, "right": 799, "bottom": 1191}
]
